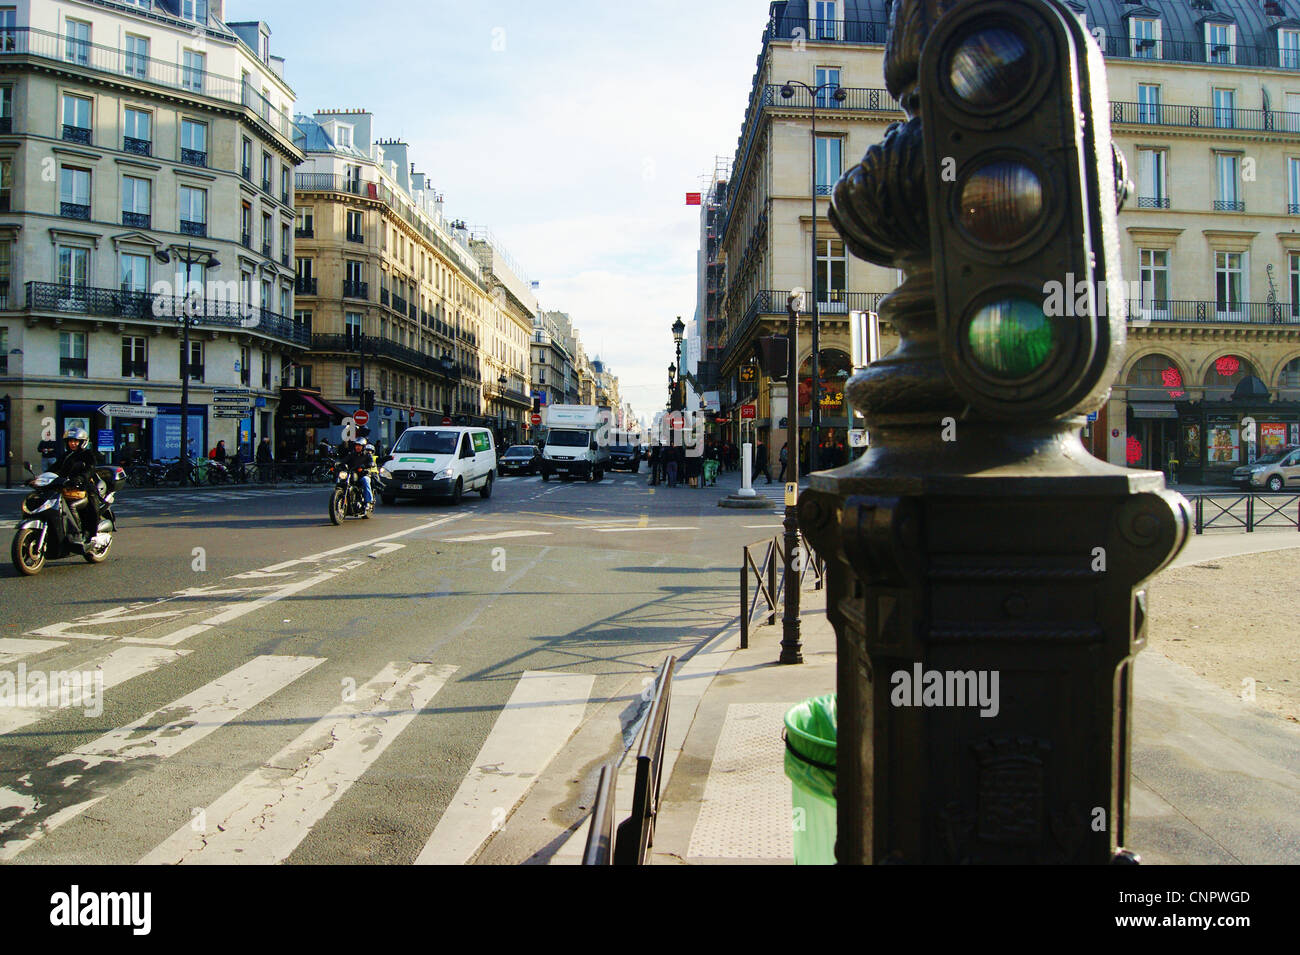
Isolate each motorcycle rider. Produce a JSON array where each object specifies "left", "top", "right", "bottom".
[
  {"left": 51, "top": 427, "right": 104, "bottom": 542},
  {"left": 337, "top": 429, "right": 374, "bottom": 510}
]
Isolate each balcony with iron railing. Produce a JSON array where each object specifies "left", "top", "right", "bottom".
[
  {"left": 1098, "top": 34, "right": 1300, "bottom": 72},
  {"left": 309, "top": 333, "right": 461, "bottom": 380},
  {"left": 181, "top": 148, "right": 207, "bottom": 168},
  {"left": 180, "top": 219, "right": 207, "bottom": 237},
  {"left": 24, "top": 282, "right": 311, "bottom": 346},
  {"left": 1111, "top": 100, "right": 1300, "bottom": 132},
  {"left": 0, "top": 28, "right": 301, "bottom": 144},
  {"left": 1126, "top": 299, "right": 1300, "bottom": 326},
  {"left": 723, "top": 290, "right": 888, "bottom": 358},
  {"left": 343, "top": 279, "right": 368, "bottom": 299},
  {"left": 61, "top": 201, "right": 90, "bottom": 220},
  {"left": 123, "top": 136, "right": 151, "bottom": 157},
  {"left": 62, "top": 123, "right": 91, "bottom": 145},
  {"left": 295, "top": 276, "right": 317, "bottom": 295},
  {"left": 121, "top": 211, "right": 150, "bottom": 229}
]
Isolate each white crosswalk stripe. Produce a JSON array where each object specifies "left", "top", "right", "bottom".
[
  {"left": 0, "top": 654, "right": 323, "bottom": 860},
  {"left": 141, "top": 661, "right": 458, "bottom": 865}
]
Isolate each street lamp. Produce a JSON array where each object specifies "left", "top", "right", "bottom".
[
  {"left": 497, "top": 372, "right": 508, "bottom": 442},
  {"left": 667, "top": 362, "right": 677, "bottom": 411},
  {"left": 155, "top": 244, "right": 220, "bottom": 484},
  {"left": 780, "top": 289, "right": 803, "bottom": 664},
  {"left": 440, "top": 351, "right": 455, "bottom": 421},
  {"left": 671, "top": 316, "right": 685, "bottom": 412},
  {"left": 780, "top": 80, "right": 846, "bottom": 474}
]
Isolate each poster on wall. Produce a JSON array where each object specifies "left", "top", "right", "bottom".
[
  {"left": 64, "top": 416, "right": 90, "bottom": 438},
  {"left": 1208, "top": 425, "right": 1239, "bottom": 464},
  {"left": 1260, "top": 423, "right": 1287, "bottom": 455},
  {"left": 1292, "top": 423, "right": 1300, "bottom": 447},
  {"left": 1182, "top": 420, "right": 1202, "bottom": 465}
]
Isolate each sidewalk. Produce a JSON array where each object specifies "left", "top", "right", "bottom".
[{"left": 652, "top": 543, "right": 1300, "bottom": 864}]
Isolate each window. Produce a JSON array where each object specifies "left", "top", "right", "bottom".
[
  {"left": 121, "top": 175, "right": 150, "bottom": 227},
  {"left": 1135, "top": 149, "right": 1166, "bottom": 208},
  {"left": 59, "top": 331, "right": 87, "bottom": 377},
  {"left": 295, "top": 206, "right": 314, "bottom": 236},
  {"left": 815, "top": 237, "right": 847, "bottom": 308},
  {"left": 122, "top": 336, "right": 147, "bottom": 378},
  {"left": 0, "top": 241, "right": 9, "bottom": 308},
  {"left": 1290, "top": 158, "right": 1300, "bottom": 215},
  {"left": 61, "top": 93, "right": 91, "bottom": 144},
  {"left": 1282, "top": 29, "right": 1300, "bottom": 70},
  {"left": 57, "top": 246, "right": 90, "bottom": 290},
  {"left": 1130, "top": 17, "right": 1159, "bottom": 58},
  {"left": 293, "top": 309, "right": 313, "bottom": 335},
  {"left": 241, "top": 138, "right": 252, "bottom": 179},
  {"left": 0, "top": 325, "right": 6, "bottom": 372},
  {"left": 1137, "top": 84, "right": 1161, "bottom": 124},
  {"left": 346, "top": 210, "right": 363, "bottom": 241},
  {"left": 182, "top": 50, "right": 205, "bottom": 92},
  {"left": 124, "top": 35, "right": 149, "bottom": 79},
  {"left": 59, "top": 167, "right": 91, "bottom": 219},
  {"left": 1216, "top": 154, "right": 1242, "bottom": 210},
  {"left": 260, "top": 278, "right": 271, "bottom": 311},
  {"left": 280, "top": 165, "right": 289, "bottom": 203},
  {"left": 0, "top": 84, "right": 11, "bottom": 133},
  {"left": 240, "top": 345, "right": 251, "bottom": 386},
  {"left": 240, "top": 202, "right": 251, "bottom": 246},
  {"left": 815, "top": 136, "right": 842, "bottom": 195},
  {"left": 344, "top": 163, "right": 360, "bottom": 192},
  {"left": 1291, "top": 252, "right": 1300, "bottom": 319},
  {"left": 812, "top": 0, "right": 838, "bottom": 41},
  {"left": 1212, "top": 88, "right": 1235, "bottom": 128},
  {"left": 345, "top": 311, "right": 363, "bottom": 348},
  {"left": 180, "top": 118, "right": 207, "bottom": 166},
  {"left": 1137, "top": 249, "right": 1169, "bottom": 318},
  {"left": 261, "top": 350, "right": 271, "bottom": 389},
  {"left": 0, "top": 157, "right": 10, "bottom": 213},
  {"left": 181, "top": 0, "right": 209, "bottom": 23},
  {"left": 280, "top": 285, "right": 290, "bottom": 318},
  {"left": 120, "top": 252, "right": 149, "bottom": 293},
  {"left": 179, "top": 185, "right": 206, "bottom": 235},
  {"left": 345, "top": 367, "right": 361, "bottom": 396},
  {"left": 123, "top": 107, "right": 151, "bottom": 154},
  {"left": 261, "top": 152, "right": 271, "bottom": 191},
  {"left": 64, "top": 19, "right": 90, "bottom": 65},
  {"left": 1215, "top": 251, "right": 1245, "bottom": 317},
  {"left": 345, "top": 260, "right": 366, "bottom": 297},
  {"left": 181, "top": 339, "right": 203, "bottom": 381},
  {"left": 815, "top": 67, "right": 841, "bottom": 107},
  {"left": 261, "top": 211, "right": 272, "bottom": 255},
  {"left": 0, "top": 8, "right": 15, "bottom": 52},
  {"left": 1207, "top": 22, "right": 1235, "bottom": 65},
  {"left": 336, "top": 124, "right": 352, "bottom": 148},
  {"left": 280, "top": 222, "right": 290, "bottom": 263}
]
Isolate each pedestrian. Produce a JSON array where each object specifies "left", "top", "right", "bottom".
[
  {"left": 648, "top": 444, "right": 660, "bottom": 485},
  {"left": 36, "top": 435, "right": 58, "bottom": 473},
  {"left": 255, "top": 437, "right": 274, "bottom": 482},
  {"left": 777, "top": 441, "right": 788, "bottom": 482},
  {"left": 666, "top": 444, "right": 679, "bottom": 487},
  {"left": 212, "top": 440, "right": 228, "bottom": 465},
  {"left": 756, "top": 441, "right": 771, "bottom": 484}
]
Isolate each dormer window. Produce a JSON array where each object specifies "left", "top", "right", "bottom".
[
  {"left": 1129, "top": 17, "right": 1160, "bottom": 58},
  {"left": 1280, "top": 28, "right": 1300, "bottom": 70},
  {"left": 1206, "top": 22, "right": 1236, "bottom": 65},
  {"left": 336, "top": 124, "right": 352, "bottom": 148},
  {"left": 181, "top": 0, "right": 208, "bottom": 24}
]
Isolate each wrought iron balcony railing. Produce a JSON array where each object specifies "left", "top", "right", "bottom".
[
  {"left": 61, "top": 201, "right": 90, "bottom": 220},
  {"left": 121, "top": 211, "right": 150, "bottom": 228},
  {"left": 309, "top": 333, "right": 461, "bottom": 380},
  {"left": 1098, "top": 34, "right": 1300, "bottom": 71},
  {"left": 62, "top": 124, "right": 91, "bottom": 145},
  {"left": 295, "top": 276, "right": 317, "bottom": 295},
  {"left": 24, "top": 282, "right": 310, "bottom": 346},
  {"left": 181, "top": 148, "right": 207, "bottom": 167},
  {"left": 180, "top": 219, "right": 207, "bottom": 237},
  {"left": 1126, "top": 298, "right": 1299, "bottom": 325},
  {"left": 1214, "top": 199, "right": 1246, "bottom": 212},
  {"left": 123, "top": 136, "right": 151, "bottom": 156},
  {"left": 343, "top": 279, "right": 368, "bottom": 299},
  {"left": 0, "top": 28, "right": 301, "bottom": 143},
  {"left": 1137, "top": 196, "right": 1170, "bottom": 209},
  {"left": 723, "top": 289, "right": 888, "bottom": 357},
  {"left": 1111, "top": 99, "right": 1300, "bottom": 132}
]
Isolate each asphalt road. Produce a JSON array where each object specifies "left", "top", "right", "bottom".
[{"left": 0, "top": 469, "right": 783, "bottom": 864}]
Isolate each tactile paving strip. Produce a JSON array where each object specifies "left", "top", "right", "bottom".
[{"left": 686, "top": 702, "right": 795, "bottom": 859}]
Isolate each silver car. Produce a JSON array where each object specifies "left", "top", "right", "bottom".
[{"left": 1232, "top": 446, "right": 1300, "bottom": 492}]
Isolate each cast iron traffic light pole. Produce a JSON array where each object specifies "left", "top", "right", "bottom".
[
  {"left": 780, "top": 290, "right": 803, "bottom": 664},
  {"left": 799, "top": 0, "right": 1189, "bottom": 864}
]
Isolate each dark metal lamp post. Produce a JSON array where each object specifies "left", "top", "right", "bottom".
[
  {"left": 155, "top": 244, "right": 219, "bottom": 485},
  {"left": 780, "top": 290, "right": 804, "bottom": 665},
  {"left": 672, "top": 316, "right": 685, "bottom": 412},
  {"left": 781, "top": 80, "right": 846, "bottom": 475}
]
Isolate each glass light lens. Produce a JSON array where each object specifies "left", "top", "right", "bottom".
[
  {"left": 967, "top": 298, "right": 1054, "bottom": 378},
  {"left": 959, "top": 161, "right": 1043, "bottom": 245},
  {"left": 949, "top": 27, "right": 1030, "bottom": 108}
]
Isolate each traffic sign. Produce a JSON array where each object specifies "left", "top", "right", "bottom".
[
  {"left": 442, "top": 416, "right": 452, "bottom": 425},
  {"left": 530, "top": 412, "right": 542, "bottom": 426},
  {"left": 99, "top": 403, "right": 159, "bottom": 418},
  {"left": 353, "top": 410, "right": 370, "bottom": 426},
  {"left": 741, "top": 404, "right": 756, "bottom": 420}
]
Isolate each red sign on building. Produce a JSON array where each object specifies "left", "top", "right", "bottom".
[{"left": 740, "top": 405, "right": 756, "bottom": 420}]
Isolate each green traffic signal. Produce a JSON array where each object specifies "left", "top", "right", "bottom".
[{"left": 967, "top": 297, "right": 1055, "bottom": 378}]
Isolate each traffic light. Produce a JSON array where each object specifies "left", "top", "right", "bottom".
[
  {"left": 532, "top": 396, "right": 541, "bottom": 414},
  {"left": 752, "top": 335, "right": 790, "bottom": 382},
  {"left": 361, "top": 389, "right": 375, "bottom": 411},
  {"left": 920, "top": 0, "right": 1125, "bottom": 421}
]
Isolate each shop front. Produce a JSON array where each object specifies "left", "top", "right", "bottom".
[
  {"left": 797, "top": 349, "right": 853, "bottom": 471},
  {"left": 1154, "top": 382, "right": 1300, "bottom": 485},
  {"left": 55, "top": 399, "right": 206, "bottom": 466},
  {"left": 275, "top": 388, "right": 343, "bottom": 462}
]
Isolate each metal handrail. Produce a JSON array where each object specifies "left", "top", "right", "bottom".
[
  {"left": 613, "top": 655, "right": 677, "bottom": 866},
  {"left": 1192, "top": 493, "right": 1300, "bottom": 533},
  {"left": 740, "top": 532, "right": 824, "bottom": 649}
]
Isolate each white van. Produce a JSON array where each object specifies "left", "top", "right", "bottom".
[{"left": 378, "top": 426, "right": 496, "bottom": 505}]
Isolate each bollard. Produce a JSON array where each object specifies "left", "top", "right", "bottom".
[{"left": 738, "top": 441, "right": 756, "bottom": 498}]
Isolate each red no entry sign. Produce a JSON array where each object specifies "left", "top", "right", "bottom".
[
  {"left": 442, "top": 416, "right": 452, "bottom": 425},
  {"left": 353, "top": 410, "right": 369, "bottom": 426},
  {"left": 531, "top": 412, "right": 542, "bottom": 425}
]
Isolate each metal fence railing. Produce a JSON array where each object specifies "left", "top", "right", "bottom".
[
  {"left": 740, "top": 533, "right": 825, "bottom": 649},
  {"left": 1193, "top": 493, "right": 1300, "bottom": 533}
]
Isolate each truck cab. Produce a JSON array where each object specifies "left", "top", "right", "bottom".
[{"left": 540, "top": 405, "right": 611, "bottom": 482}]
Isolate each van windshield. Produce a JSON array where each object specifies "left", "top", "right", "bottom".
[
  {"left": 393, "top": 431, "right": 458, "bottom": 455},
  {"left": 547, "top": 430, "right": 590, "bottom": 448}
]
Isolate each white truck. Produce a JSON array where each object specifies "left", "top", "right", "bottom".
[{"left": 540, "top": 405, "right": 612, "bottom": 482}]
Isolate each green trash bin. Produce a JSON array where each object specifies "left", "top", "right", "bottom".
[{"left": 783, "top": 694, "right": 837, "bottom": 865}]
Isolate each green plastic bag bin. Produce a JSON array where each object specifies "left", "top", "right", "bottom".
[{"left": 783, "top": 694, "right": 837, "bottom": 865}]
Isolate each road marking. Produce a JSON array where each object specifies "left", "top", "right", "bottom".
[
  {"left": 0, "top": 646, "right": 191, "bottom": 737},
  {"left": 415, "top": 669, "right": 595, "bottom": 865},
  {"left": 368, "top": 542, "right": 405, "bottom": 559},
  {"left": 141, "top": 661, "right": 457, "bottom": 865},
  {"left": 592, "top": 526, "right": 699, "bottom": 533},
  {"left": 743, "top": 524, "right": 785, "bottom": 528},
  {"left": 0, "top": 638, "right": 68, "bottom": 664},
  {"left": 0, "top": 654, "right": 324, "bottom": 860},
  {"left": 637, "top": 513, "right": 649, "bottom": 528},
  {"left": 443, "top": 530, "right": 552, "bottom": 542}
]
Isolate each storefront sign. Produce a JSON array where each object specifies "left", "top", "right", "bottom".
[
  {"left": 1260, "top": 422, "right": 1287, "bottom": 454},
  {"left": 96, "top": 429, "right": 114, "bottom": 452},
  {"left": 1207, "top": 423, "right": 1239, "bottom": 464}
]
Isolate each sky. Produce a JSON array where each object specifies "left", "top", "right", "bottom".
[{"left": 228, "top": 0, "right": 775, "bottom": 425}]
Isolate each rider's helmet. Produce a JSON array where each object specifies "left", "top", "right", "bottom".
[{"left": 63, "top": 426, "right": 89, "bottom": 453}]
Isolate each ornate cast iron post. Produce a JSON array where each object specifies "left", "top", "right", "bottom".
[{"left": 798, "top": 0, "right": 1190, "bottom": 864}]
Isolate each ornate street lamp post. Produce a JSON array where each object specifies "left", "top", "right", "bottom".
[{"left": 155, "top": 244, "right": 219, "bottom": 485}]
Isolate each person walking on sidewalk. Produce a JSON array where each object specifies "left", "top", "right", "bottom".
[
  {"left": 666, "top": 444, "right": 679, "bottom": 487},
  {"left": 756, "top": 440, "right": 771, "bottom": 484},
  {"left": 777, "top": 441, "right": 789, "bottom": 482}
]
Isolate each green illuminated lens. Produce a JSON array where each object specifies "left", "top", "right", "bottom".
[
  {"left": 959, "top": 161, "right": 1043, "bottom": 245},
  {"left": 949, "top": 27, "right": 1030, "bottom": 108},
  {"left": 967, "top": 298, "right": 1054, "bottom": 378}
]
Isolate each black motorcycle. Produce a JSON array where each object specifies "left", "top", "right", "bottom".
[
  {"left": 328, "top": 463, "right": 373, "bottom": 525},
  {"left": 11, "top": 464, "right": 125, "bottom": 576}
]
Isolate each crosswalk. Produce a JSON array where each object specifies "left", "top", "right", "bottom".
[
  {"left": 0, "top": 612, "right": 603, "bottom": 865},
  {"left": 0, "top": 486, "right": 321, "bottom": 530}
]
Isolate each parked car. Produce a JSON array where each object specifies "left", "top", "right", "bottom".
[
  {"left": 608, "top": 444, "right": 642, "bottom": 472},
  {"left": 1232, "top": 445, "right": 1300, "bottom": 491},
  {"left": 499, "top": 444, "right": 541, "bottom": 475},
  {"left": 377, "top": 426, "right": 496, "bottom": 505}
]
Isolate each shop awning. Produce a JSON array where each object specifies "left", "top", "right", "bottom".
[
  {"left": 301, "top": 393, "right": 343, "bottom": 418},
  {"left": 1130, "top": 402, "right": 1178, "bottom": 419}
]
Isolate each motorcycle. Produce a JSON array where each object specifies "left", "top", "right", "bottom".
[
  {"left": 328, "top": 463, "right": 373, "bottom": 525},
  {"left": 11, "top": 463, "right": 125, "bottom": 576}
]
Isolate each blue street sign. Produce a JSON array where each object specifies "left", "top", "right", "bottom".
[
  {"left": 255, "top": 396, "right": 267, "bottom": 407},
  {"left": 1086, "top": 412, "right": 1098, "bottom": 422},
  {"left": 97, "top": 429, "right": 115, "bottom": 452},
  {"left": 129, "top": 389, "right": 145, "bottom": 404}
]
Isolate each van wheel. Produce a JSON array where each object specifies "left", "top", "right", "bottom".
[
  {"left": 479, "top": 472, "right": 493, "bottom": 499},
  {"left": 451, "top": 478, "right": 463, "bottom": 505}
]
